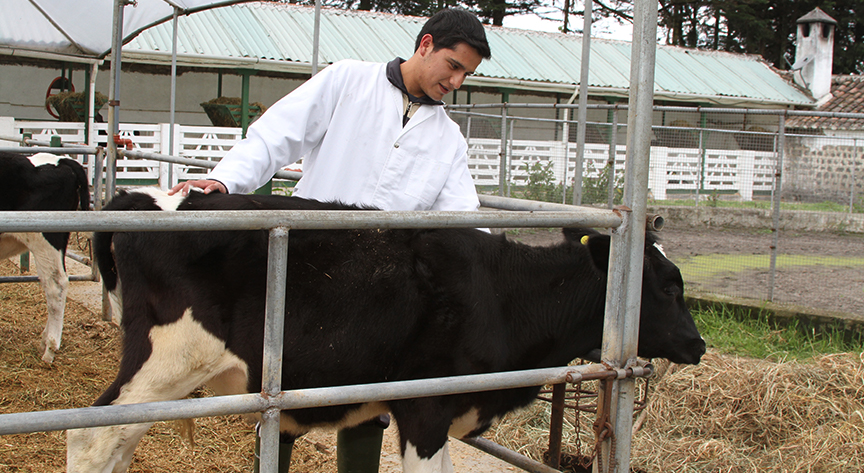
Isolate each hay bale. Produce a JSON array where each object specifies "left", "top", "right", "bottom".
[
  {"left": 200, "top": 97, "right": 267, "bottom": 127},
  {"left": 45, "top": 91, "right": 109, "bottom": 122},
  {"left": 489, "top": 352, "right": 864, "bottom": 472}
]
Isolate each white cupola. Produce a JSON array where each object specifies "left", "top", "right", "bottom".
[{"left": 792, "top": 7, "right": 837, "bottom": 102}]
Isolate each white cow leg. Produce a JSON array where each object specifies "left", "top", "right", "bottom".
[
  {"left": 67, "top": 309, "right": 247, "bottom": 472},
  {"left": 20, "top": 233, "right": 68, "bottom": 364},
  {"left": 402, "top": 440, "right": 454, "bottom": 473},
  {"left": 67, "top": 422, "right": 153, "bottom": 473}
]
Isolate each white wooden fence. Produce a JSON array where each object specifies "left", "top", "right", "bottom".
[{"left": 5, "top": 119, "right": 778, "bottom": 200}]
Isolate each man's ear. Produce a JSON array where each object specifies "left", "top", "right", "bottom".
[{"left": 418, "top": 34, "right": 434, "bottom": 55}]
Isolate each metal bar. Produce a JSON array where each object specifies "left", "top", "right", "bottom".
[
  {"left": 312, "top": 0, "right": 321, "bottom": 76},
  {"left": 768, "top": 112, "right": 786, "bottom": 302},
  {"left": 547, "top": 383, "right": 566, "bottom": 469},
  {"left": 168, "top": 6, "right": 179, "bottom": 186},
  {"left": 572, "top": 0, "right": 592, "bottom": 206},
  {"left": 0, "top": 363, "right": 650, "bottom": 436},
  {"left": 460, "top": 437, "right": 563, "bottom": 473},
  {"left": 0, "top": 209, "right": 623, "bottom": 233},
  {"left": 448, "top": 103, "right": 864, "bottom": 119},
  {"left": 499, "top": 105, "right": 508, "bottom": 196},
  {"left": 597, "top": 1, "right": 660, "bottom": 471},
  {"left": 118, "top": 148, "right": 304, "bottom": 182},
  {"left": 259, "top": 227, "right": 290, "bottom": 473},
  {"left": 0, "top": 147, "right": 99, "bottom": 155},
  {"left": 607, "top": 106, "right": 619, "bottom": 209}
]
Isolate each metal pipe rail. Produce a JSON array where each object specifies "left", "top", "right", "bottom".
[
  {"left": 448, "top": 102, "right": 864, "bottom": 119},
  {"left": 0, "top": 208, "right": 623, "bottom": 233},
  {"left": 0, "top": 146, "right": 100, "bottom": 155},
  {"left": 118, "top": 148, "right": 305, "bottom": 181},
  {"left": 0, "top": 363, "right": 652, "bottom": 436}
]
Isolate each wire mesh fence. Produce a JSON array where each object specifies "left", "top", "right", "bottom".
[{"left": 449, "top": 103, "right": 864, "bottom": 316}]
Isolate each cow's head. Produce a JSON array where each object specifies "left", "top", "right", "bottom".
[{"left": 566, "top": 228, "right": 706, "bottom": 365}]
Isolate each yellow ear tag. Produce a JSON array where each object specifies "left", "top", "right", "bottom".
[{"left": 580, "top": 235, "right": 590, "bottom": 246}]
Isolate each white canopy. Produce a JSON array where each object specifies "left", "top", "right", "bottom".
[{"left": 1, "top": 0, "right": 247, "bottom": 60}]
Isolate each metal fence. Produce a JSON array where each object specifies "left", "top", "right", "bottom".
[
  {"left": 449, "top": 103, "right": 864, "bottom": 316},
  {"left": 0, "top": 139, "right": 661, "bottom": 472}
]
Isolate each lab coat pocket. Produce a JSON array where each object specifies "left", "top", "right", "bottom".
[{"left": 404, "top": 155, "right": 449, "bottom": 207}]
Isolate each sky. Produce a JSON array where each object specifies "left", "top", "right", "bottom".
[{"left": 501, "top": 10, "right": 635, "bottom": 42}]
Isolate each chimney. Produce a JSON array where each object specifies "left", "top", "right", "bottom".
[{"left": 792, "top": 7, "right": 837, "bottom": 102}]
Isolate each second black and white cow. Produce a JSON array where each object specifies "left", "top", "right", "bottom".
[
  {"left": 69, "top": 187, "right": 705, "bottom": 472},
  {"left": 0, "top": 151, "right": 91, "bottom": 363}
]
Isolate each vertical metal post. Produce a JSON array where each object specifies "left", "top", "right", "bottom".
[
  {"left": 597, "top": 1, "right": 658, "bottom": 472},
  {"left": 168, "top": 7, "right": 179, "bottom": 186},
  {"left": 607, "top": 106, "right": 619, "bottom": 209},
  {"left": 106, "top": 0, "right": 125, "bottom": 201},
  {"left": 851, "top": 139, "right": 858, "bottom": 214},
  {"left": 572, "top": 0, "right": 592, "bottom": 206},
  {"left": 499, "top": 105, "right": 508, "bottom": 196},
  {"left": 312, "top": 0, "right": 321, "bottom": 76},
  {"left": 259, "top": 227, "right": 290, "bottom": 473},
  {"left": 768, "top": 113, "right": 786, "bottom": 302},
  {"left": 508, "top": 119, "right": 516, "bottom": 197},
  {"left": 546, "top": 383, "right": 566, "bottom": 470}
]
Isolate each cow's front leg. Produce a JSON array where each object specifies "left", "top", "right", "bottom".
[{"left": 391, "top": 400, "right": 454, "bottom": 473}]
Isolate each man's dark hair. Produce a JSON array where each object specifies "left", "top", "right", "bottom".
[{"left": 415, "top": 8, "right": 491, "bottom": 59}]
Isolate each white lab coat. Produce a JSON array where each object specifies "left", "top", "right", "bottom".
[{"left": 208, "top": 60, "right": 480, "bottom": 212}]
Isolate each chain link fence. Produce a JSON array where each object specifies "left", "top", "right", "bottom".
[{"left": 449, "top": 103, "right": 864, "bottom": 316}]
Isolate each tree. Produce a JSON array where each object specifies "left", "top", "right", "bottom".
[
  {"left": 300, "top": 0, "right": 542, "bottom": 25},
  {"left": 579, "top": 0, "right": 864, "bottom": 74}
]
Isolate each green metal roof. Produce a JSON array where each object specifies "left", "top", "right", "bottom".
[{"left": 125, "top": 1, "right": 815, "bottom": 108}]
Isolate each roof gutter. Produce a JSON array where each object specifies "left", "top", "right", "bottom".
[{"left": 0, "top": 47, "right": 102, "bottom": 65}]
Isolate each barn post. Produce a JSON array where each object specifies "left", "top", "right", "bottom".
[
  {"left": 258, "top": 226, "right": 290, "bottom": 473},
  {"left": 596, "top": 1, "right": 659, "bottom": 472}
]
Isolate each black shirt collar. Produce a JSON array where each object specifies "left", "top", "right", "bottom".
[{"left": 386, "top": 58, "right": 443, "bottom": 106}]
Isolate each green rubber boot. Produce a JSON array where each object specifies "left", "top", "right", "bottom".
[
  {"left": 336, "top": 422, "right": 385, "bottom": 473},
  {"left": 253, "top": 430, "right": 295, "bottom": 472}
]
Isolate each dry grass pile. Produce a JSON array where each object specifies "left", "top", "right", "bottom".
[
  {"left": 487, "top": 352, "right": 864, "bottom": 472},
  {"left": 632, "top": 351, "right": 864, "bottom": 472},
  {"left": 0, "top": 258, "right": 332, "bottom": 472}
]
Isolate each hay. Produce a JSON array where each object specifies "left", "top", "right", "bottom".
[
  {"left": 0, "top": 257, "right": 327, "bottom": 472},
  {"left": 200, "top": 97, "right": 267, "bottom": 127},
  {"left": 45, "top": 91, "right": 109, "bottom": 122},
  {"left": 488, "top": 352, "right": 864, "bottom": 472}
]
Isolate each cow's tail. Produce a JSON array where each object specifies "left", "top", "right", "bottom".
[
  {"left": 59, "top": 158, "right": 91, "bottom": 211},
  {"left": 92, "top": 230, "right": 122, "bottom": 324}
]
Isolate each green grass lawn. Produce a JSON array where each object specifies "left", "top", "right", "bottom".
[{"left": 692, "top": 305, "right": 864, "bottom": 361}]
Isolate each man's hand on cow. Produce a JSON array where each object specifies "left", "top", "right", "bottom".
[{"left": 169, "top": 179, "right": 227, "bottom": 196}]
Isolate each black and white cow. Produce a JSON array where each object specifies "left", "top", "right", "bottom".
[
  {"left": 68, "top": 187, "right": 705, "bottom": 472},
  {"left": 0, "top": 151, "right": 91, "bottom": 363}
]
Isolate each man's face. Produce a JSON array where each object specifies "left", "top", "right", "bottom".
[{"left": 416, "top": 38, "right": 483, "bottom": 101}]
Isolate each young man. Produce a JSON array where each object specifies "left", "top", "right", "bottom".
[
  {"left": 170, "top": 7, "right": 492, "bottom": 472},
  {"left": 172, "top": 8, "right": 491, "bottom": 214}
]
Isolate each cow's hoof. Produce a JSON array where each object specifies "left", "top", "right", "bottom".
[
  {"left": 41, "top": 348, "right": 56, "bottom": 364},
  {"left": 40, "top": 337, "right": 58, "bottom": 364}
]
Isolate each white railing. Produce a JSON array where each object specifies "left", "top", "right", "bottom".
[
  {"left": 8, "top": 119, "right": 777, "bottom": 200},
  {"left": 467, "top": 137, "right": 776, "bottom": 200}
]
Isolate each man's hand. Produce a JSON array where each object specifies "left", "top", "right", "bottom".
[{"left": 169, "top": 179, "right": 227, "bottom": 196}]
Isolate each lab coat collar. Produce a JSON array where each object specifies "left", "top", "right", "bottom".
[{"left": 386, "top": 58, "right": 444, "bottom": 106}]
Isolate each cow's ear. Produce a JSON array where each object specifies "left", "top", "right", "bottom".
[{"left": 583, "top": 233, "right": 611, "bottom": 273}]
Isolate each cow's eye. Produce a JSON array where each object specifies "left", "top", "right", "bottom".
[{"left": 664, "top": 286, "right": 679, "bottom": 297}]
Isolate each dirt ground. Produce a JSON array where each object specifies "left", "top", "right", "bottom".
[{"left": 507, "top": 225, "right": 864, "bottom": 318}]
